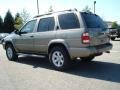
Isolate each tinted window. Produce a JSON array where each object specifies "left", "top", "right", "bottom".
[
  {"left": 37, "top": 17, "right": 55, "bottom": 32},
  {"left": 21, "top": 20, "right": 37, "bottom": 33},
  {"left": 81, "top": 13, "right": 107, "bottom": 29},
  {"left": 58, "top": 13, "right": 80, "bottom": 29}
]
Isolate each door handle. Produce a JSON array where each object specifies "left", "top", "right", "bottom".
[{"left": 30, "top": 36, "right": 34, "bottom": 37}]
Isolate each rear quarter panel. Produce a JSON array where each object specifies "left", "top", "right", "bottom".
[{"left": 56, "top": 29, "right": 89, "bottom": 48}]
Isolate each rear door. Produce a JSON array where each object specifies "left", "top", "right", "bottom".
[
  {"left": 57, "top": 12, "right": 83, "bottom": 48},
  {"left": 81, "top": 13, "right": 110, "bottom": 46},
  {"left": 34, "top": 17, "right": 56, "bottom": 53}
]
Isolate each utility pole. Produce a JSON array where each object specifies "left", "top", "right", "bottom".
[
  {"left": 94, "top": 1, "right": 96, "bottom": 14},
  {"left": 37, "top": 0, "right": 39, "bottom": 15}
]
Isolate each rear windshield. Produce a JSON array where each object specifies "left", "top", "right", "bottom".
[{"left": 81, "top": 13, "right": 107, "bottom": 28}]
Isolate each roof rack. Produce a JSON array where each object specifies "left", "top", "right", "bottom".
[{"left": 34, "top": 8, "right": 77, "bottom": 18}]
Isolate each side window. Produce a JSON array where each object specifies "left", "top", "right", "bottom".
[
  {"left": 21, "top": 20, "right": 36, "bottom": 33},
  {"left": 37, "top": 17, "right": 55, "bottom": 32},
  {"left": 58, "top": 13, "right": 80, "bottom": 29}
]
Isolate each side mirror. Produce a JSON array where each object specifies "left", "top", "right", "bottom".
[{"left": 14, "top": 30, "right": 27, "bottom": 35}]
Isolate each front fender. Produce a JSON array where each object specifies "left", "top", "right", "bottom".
[{"left": 2, "top": 35, "right": 16, "bottom": 51}]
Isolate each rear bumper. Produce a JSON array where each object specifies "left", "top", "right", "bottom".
[{"left": 69, "top": 43, "right": 113, "bottom": 59}]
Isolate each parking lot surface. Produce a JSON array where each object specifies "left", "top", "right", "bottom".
[{"left": 0, "top": 40, "right": 120, "bottom": 90}]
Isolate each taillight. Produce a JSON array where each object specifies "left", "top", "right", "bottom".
[{"left": 81, "top": 32, "right": 90, "bottom": 44}]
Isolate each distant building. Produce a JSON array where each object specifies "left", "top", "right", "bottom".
[{"left": 105, "top": 21, "right": 113, "bottom": 28}]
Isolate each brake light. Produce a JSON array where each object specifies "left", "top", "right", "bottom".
[{"left": 81, "top": 32, "right": 90, "bottom": 44}]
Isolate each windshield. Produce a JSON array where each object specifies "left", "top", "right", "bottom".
[{"left": 81, "top": 13, "right": 107, "bottom": 29}]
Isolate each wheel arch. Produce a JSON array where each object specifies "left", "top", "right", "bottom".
[
  {"left": 48, "top": 40, "right": 71, "bottom": 58},
  {"left": 5, "top": 41, "right": 13, "bottom": 49},
  {"left": 4, "top": 41, "right": 17, "bottom": 52}
]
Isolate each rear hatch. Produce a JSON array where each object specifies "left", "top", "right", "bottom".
[{"left": 81, "top": 12, "right": 110, "bottom": 46}]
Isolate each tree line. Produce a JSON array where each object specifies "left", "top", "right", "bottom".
[
  {"left": 0, "top": 9, "right": 31, "bottom": 33},
  {"left": 0, "top": 6, "right": 53, "bottom": 34},
  {"left": 0, "top": 6, "right": 119, "bottom": 34}
]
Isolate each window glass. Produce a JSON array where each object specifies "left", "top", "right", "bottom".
[
  {"left": 81, "top": 13, "right": 107, "bottom": 29},
  {"left": 21, "top": 20, "right": 36, "bottom": 33},
  {"left": 58, "top": 13, "right": 80, "bottom": 29},
  {"left": 37, "top": 17, "right": 55, "bottom": 32}
]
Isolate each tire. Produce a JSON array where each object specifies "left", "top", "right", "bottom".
[
  {"left": 49, "top": 46, "right": 71, "bottom": 71},
  {"left": 111, "top": 37, "right": 115, "bottom": 41},
  {"left": 80, "top": 56, "right": 95, "bottom": 62},
  {"left": 6, "top": 44, "right": 18, "bottom": 61}
]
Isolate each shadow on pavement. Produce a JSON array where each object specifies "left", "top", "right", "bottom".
[
  {"left": 15, "top": 55, "right": 120, "bottom": 83},
  {"left": 17, "top": 55, "right": 51, "bottom": 69},
  {"left": 114, "top": 39, "right": 120, "bottom": 41},
  {"left": 67, "top": 61, "right": 120, "bottom": 83},
  {"left": 112, "top": 38, "right": 120, "bottom": 41}
]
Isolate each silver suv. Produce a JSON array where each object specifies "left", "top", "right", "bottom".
[{"left": 2, "top": 9, "right": 112, "bottom": 71}]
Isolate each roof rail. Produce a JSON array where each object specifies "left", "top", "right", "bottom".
[{"left": 34, "top": 8, "right": 77, "bottom": 18}]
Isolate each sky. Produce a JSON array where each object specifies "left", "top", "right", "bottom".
[{"left": 0, "top": 0, "right": 120, "bottom": 23}]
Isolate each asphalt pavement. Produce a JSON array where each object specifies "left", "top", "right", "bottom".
[{"left": 0, "top": 40, "right": 120, "bottom": 90}]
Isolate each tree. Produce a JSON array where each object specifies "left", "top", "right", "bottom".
[
  {"left": 14, "top": 13, "right": 23, "bottom": 30},
  {"left": 111, "top": 22, "right": 119, "bottom": 29},
  {"left": 0, "top": 16, "right": 4, "bottom": 33},
  {"left": 20, "top": 9, "right": 31, "bottom": 24},
  {"left": 82, "top": 6, "right": 91, "bottom": 13},
  {"left": 48, "top": 6, "right": 53, "bottom": 12},
  {"left": 4, "top": 10, "right": 15, "bottom": 33}
]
